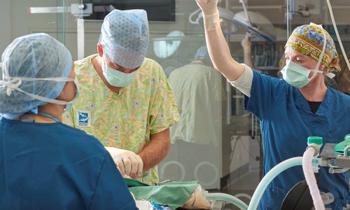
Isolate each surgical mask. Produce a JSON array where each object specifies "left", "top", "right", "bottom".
[
  {"left": 1, "top": 77, "right": 79, "bottom": 120},
  {"left": 281, "top": 61, "right": 324, "bottom": 88},
  {"left": 282, "top": 25, "right": 334, "bottom": 88},
  {"left": 0, "top": 76, "right": 79, "bottom": 106},
  {"left": 101, "top": 57, "right": 136, "bottom": 87},
  {"left": 64, "top": 79, "right": 80, "bottom": 112}
]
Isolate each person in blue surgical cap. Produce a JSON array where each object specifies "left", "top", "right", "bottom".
[
  {"left": 63, "top": 9, "right": 179, "bottom": 184},
  {"left": 0, "top": 33, "right": 137, "bottom": 210}
]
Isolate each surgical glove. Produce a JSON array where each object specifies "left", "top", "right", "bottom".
[
  {"left": 195, "top": 0, "right": 219, "bottom": 16},
  {"left": 195, "top": 0, "right": 220, "bottom": 31},
  {"left": 105, "top": 147, "right": 143, "bottom": 178}
]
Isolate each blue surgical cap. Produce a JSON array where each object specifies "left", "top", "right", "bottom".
[
  {"left": 194, "top": 46, "right": 209, "bottom": 60},
  {"left": 0, "top": 33, "right": 72, "bottom": 118},
  {"left": 100, "top": 9, "right": 149, "bottom": 69}
]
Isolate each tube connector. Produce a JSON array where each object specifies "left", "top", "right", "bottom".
[
  {"left": 307, "top": 136, "right": 323, "bottom": 155},
  {"left": 335, "top": 134, "right": 350, "bottom": 156}
]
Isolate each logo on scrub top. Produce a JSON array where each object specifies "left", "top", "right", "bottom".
[{"left": 77, "top": 111, "right": 90, "bottom": 127}]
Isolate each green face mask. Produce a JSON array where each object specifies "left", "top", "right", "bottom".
[
  {"left": 280, "top": 61, "right": 323, "bottom": 88},
  {"left": 101, "top": 57, "right": 136, "bottom": 87}
]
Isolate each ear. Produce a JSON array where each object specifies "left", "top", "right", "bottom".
[
  {"left": 97, "top": 42, "right": 103, "bottom": 57},
  {"left": 320, "top": 64, "right": 328, "bottom": 72}
]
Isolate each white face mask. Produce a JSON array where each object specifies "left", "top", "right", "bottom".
[{"left": 0, "top": 76, "right": 79, "bottom": 106}]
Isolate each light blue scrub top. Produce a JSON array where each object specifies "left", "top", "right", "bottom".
[
  {"left": 246, "top": 71, "right": 350, "bottom": 210},
  {"left": 0, "top": 118, "right": 137, "bottom": 210}
]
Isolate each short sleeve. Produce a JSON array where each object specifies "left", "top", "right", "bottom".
[
  {"left": 149, "top": 63, "right": 180, "bottom": 134},
  {"left": 245, "top": 71, "right": 285, "bottom": 119},
  {"left": 89, "top": 154, "right": 137, "bottom": 210}
]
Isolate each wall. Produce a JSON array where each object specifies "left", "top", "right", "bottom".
[{"left": 0, "top": 0, "right": 12, "bottom": 53}]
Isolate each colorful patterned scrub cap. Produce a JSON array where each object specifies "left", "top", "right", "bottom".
[{"left": 285, "top": 23, "right": 340, "bottom": 72}]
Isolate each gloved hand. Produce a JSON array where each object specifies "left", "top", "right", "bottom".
[
  {"left": 195, "top": 0, "right": 219, "bottom": 16},
  {"left": 105, "top": 147, "right": 143, "bottom": 179}
]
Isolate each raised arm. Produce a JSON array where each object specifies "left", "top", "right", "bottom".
[{"left": 195, "top": 0, "right": 244, "bottom": 80}]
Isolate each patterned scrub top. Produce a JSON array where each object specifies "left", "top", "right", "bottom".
[{"left": 64, "top": 54, "right": 179, "bottom": 184}]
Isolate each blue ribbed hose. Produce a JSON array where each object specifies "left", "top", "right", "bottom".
[
  {"left": 247, "top": 157, "right": 303, "bottom": 210},
  {"left": 207, "top": 193, "right": 248, "bottom": 210}
]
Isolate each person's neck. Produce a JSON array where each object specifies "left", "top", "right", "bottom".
[
  {"left": 21, "top": 104, "right": 63, "bottom": 123},
  {"left": 92, "top": 55, "right": 121, "bottom": 93},
  {"left": 299, "top": 76, "right": 327, "bottom": 102}
]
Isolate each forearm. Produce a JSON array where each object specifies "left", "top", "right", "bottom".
[
  {"left": 204, "top": 14, "right": 244, "bottom": 81},
  {"left": 138, "top": 129, "right": 170, "bottom": 171}
]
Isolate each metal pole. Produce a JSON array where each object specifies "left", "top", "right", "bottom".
[{"left": 77, "top": 18, "right": 85, "bottom": 60}]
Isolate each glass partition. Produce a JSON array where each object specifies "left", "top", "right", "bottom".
[{"left": 2, "top": 0, "right": 350, "bottom": 209}]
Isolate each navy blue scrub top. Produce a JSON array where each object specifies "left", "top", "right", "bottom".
[
  {"left": 246, "top": 71, "right": 350, "bottom": 210},
  {"left": 0, "top": 118, "right": 137, "bottom": 210}
]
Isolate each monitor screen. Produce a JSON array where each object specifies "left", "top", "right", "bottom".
[{"left": 83, "top": 0, "right": 175, "bottom": 21}]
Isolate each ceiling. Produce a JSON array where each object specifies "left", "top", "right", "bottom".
[{"left": 217, "top": 0, "right": 350, "bottom": 25}]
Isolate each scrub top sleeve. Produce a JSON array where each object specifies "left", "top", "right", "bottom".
[
  {"left": 229, "top": 64, "right": 253, "bottom": 97},
  {"left": 245, "top": 71, "right": 284, "bottom": 119},
  {"left": 89, "top": 154, "right": 138, "bottom": 210}
]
